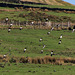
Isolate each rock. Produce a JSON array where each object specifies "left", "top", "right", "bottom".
[
  {"left": 28, "top": 70, "right": 31, "bottom": 72},
  {"left": 33, "top": 71, "right": 36, "bottom": 73},
  {"left": 53, "top": 70, "right": 56, "bottom": 72}
]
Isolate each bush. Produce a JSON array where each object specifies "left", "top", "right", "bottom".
[
  {"left": 20, "top": 57, "right": 28, "bottom": 63},
  {"left": 9, "top": 58, "right": 16, "bottom": 63},
  {"left": 68, "top": 27, "right": 72, "bottom": 30}
]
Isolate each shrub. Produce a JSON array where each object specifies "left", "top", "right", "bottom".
[
  {"left": 68, "top": 27, "right": 72, "bottom": 30},
  {"left": 0, "top": 55, "right": 3, "bottom": 59},
  {"left": 9, "top": 58, "right": 16, "bottom": 63},
  {"left": 20, "top": 57, "right": 28, "bottom": 63},
  {"left": 2, "top": 58, "right": 8, "bottom": 62}
]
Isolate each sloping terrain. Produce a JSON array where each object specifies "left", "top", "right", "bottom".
[
  {"left": 0, "top": 0, "right": 75, "bottom": 22},
  {"left": 20, "top": 0, "right": 74, "bottom": 6}
]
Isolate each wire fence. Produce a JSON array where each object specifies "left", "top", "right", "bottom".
[{"left": 0, "top": 20, "right": 75, "bottom": 29}]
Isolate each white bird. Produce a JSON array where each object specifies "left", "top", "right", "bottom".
[
  {"left": 51, "top": 27, "right": 54, "bottom": 31},
  {"left": 8, "top": 28, "right": 11, "bottom": 32},
  {"left": 59, "top": 34, "right": 62, "bottom": 39},
  {"left": 3, "top": 54, "right": 7, "bottom": 58},
  {"left": 5, "top": 17, "right": 8, "bottom": 22},
  {"left": 10, "top": 23, "right": 13, "bottom": 27},
  {"left": 51, "top": 51, "right": 53, "bottom": 56},
  {"left": 31, "top": 22, "right": 34, "bottom": 25},
  {"left": 41, "top": 50, "right": 43, "bottom": 53},
  {"left": 47, "top": 31, "right": 50, "bottom": 35},
  {"left": 72, "top": 29, "right": 75, "bottom": 33},
  {"left": 39, "top": 38, "right": 43, "bottom": 42},
  {"left": 24, "top": 48, "right": 26, "bottom": 52},
  {"left": 72, "top": 25, "right": 75, "bottom": 33},
  {"left": 19, "top": 26, "right": 23, "bottom": 30},
  {"left": 43, "top": 45, "right": 46, "bottom": 48},
  {"left": 58, "top": 40, "right": 61, "bottom": 44},
  {"left": 46, "top": 18, "right": 48, "bottom": 21}
]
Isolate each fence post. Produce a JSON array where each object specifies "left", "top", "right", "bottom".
[
  {"left": 16, "top": 21, "right": 17, "bottom": 26},
  {"left": 19, "top": 20, "right": 20, "bottom": 26},
  {"left": 61, "top": 22, "right": 63, "bottom": 28},
  {"left": 68, "top": 21, "right": 70, "bottom": 28},
  {"left": 39, "top": 21, "right": 41, "bottom": 29}
]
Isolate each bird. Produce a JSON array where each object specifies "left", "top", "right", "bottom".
[
  {"left": 51, "top": 27, "right": 54, "bottom": 31},
  {"left": 3, "top": 54, "right": 7, "bottom": 58},
  {"left": 47, "top": 31, "right": 50, "bottom": 35},
  {"left": 19, "top": 26, "right": 23, "bottom": 30},
  {"left": 46, "top": 18, "right": 48, "bottom": 21},
  {"left": 8, "top": 28, "right": 11, "bottom": 32},
  {"left": 5, "top": 17, "right": 9, "bottom": 24},
  {"left": 41, "top": 50, "right": 43, "bottom": 53},
  {"left": 58, "top": 40, "right": 61, "bottom": 44},
  {"left": 31, "top": 21, "right": 34, "bottom": 25},
  {"left": 24, "top": 48, "right": 27, "bottom": 52},
  {"left": 59, "top": 34, "right": 62, "bottom": 39},
  {"left": 51, "top": 51, "right": 53, "bottom": 56},
  {"left": 72, "top": 25, "right": 75, "bottom": 33},
  {"left": 43, "top": 45, "right": 46, "bottom": 48},
  {"left": 10, "top": 23, "right": 13, "bottom": 27},
  {"left": 72, "top": 29, "right": 75, "bottom": 33},
  {"left": 39, "top": 38, "right": 43, "bottom": 42}
]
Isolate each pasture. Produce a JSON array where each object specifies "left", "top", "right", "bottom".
[
  {"left": 0, "top": 28, "right": 74, "bottom": 57},
  {"left": 0, "top": 1, "right": 75, "bottom": 75},
  {"left": 0, "top": 7, "right": 75, "bottom": 22},
  {"left": 0, "top": 28, "right": 75, "bottom": 75},
  {"left": 0, "top": 63, "right": 75, "bottom": 75}
]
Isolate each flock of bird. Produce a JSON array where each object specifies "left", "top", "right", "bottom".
[
  {"left": 3, "top": 23, "right": 74, "bottom": 57},
  {"left": 40, "top": 26, "right": 63, "bottom": 56}
]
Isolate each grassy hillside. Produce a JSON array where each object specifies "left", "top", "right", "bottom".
[
  {"left": 0, "top": 29, "right": 74, "bottom": 58},
  {"left": 20, "top": 0, "right": 74, "bottom": 6},
  {"left": 0, "top": 7, "right": 75, "bottom": 22},
  {"left": 0, "top": 1, "right": 75, "bottom": 74},
  {"left": 0, "top": 0, "right": 75, "bottom": 22},
  {"left": 0, "top": 63, "right": 75, "bottom": 75}
]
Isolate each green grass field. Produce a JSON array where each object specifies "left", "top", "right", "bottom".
[
  {"left": 0, "top": 1, "right": 75, "bottom": 75},
  {"left": 0, "top": 63, "right": 75, "bottom": 75},
  {"left": 0, "top": 1, "right": 75, "bottom": 22},
  {"left": 0, "top": 27, "right": 75, "bottom": 75},
  {"left": 0, "top": 28, "right": 75, "bottom": 58}
]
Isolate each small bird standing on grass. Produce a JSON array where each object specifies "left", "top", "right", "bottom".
[
  {"left": 72, "top": 29, "right": 75, "bottom": 32},
  {"left": 19, "top": 26, "right": 23, "bottom": 30},
  {"left": 24, "top": 48, "right": 27, "bottom": 52},
  {"left": 41, "top": 50, "right": 43, "bottom": 54},
  {"left": 39, "top": 38, "right": 43, "bottom": 42},
  {"left": 5, "top": 17, "right": 9, "bottom": 24},
  {"left": 58, "top": 40, "right": 61, "bottom": 44},
  {"left": 10, "top": 23, "right": 13, "bottom": 27},
  {"left": 72, "top": 25, "right": 75, "bottom": 33},
  {"left": 43, "top": 45, "right": 46, "bottom": 48},
  {"left": 3, "top": 54, "right": 7, "bottom": 58},
  {"left": 31, "top": 21, "right": 34, "bottom": 25},
  {"left": 47, "top": 31, "right": 50, "bottom": 35},
  {"left": 59, "top": 34, "right": 62, "bottom": 39},
  {"left": 51, "top": 51, "right": 53, "bottom": 56},
  {"left": 51, "top": 27, "right": 54, "bottom": 31},
  {"left": 8, "top": 28, "right": 11, "bottom": 32}
]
